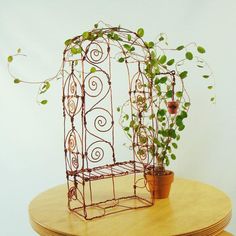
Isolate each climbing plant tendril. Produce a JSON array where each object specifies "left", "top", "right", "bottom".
[{"left": 7, "top": 21, "right": 215, "bottom": 171}]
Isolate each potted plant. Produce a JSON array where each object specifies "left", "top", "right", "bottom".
[
  {"left": 7, "top": 22, "right": 214, "bottom": 200},
  {"left": 115, "top": 28, "right": 214, "bottom": 199}
]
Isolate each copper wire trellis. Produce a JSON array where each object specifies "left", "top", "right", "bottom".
[{"left": 62, "top": 25, "right": 179, "bottom": 220}]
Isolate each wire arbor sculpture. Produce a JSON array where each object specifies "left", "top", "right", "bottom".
[
  {"left": 62, "top": 25, "right": 182, "bottom": 220},
  {"left": 6, "top": 20, "right": 214, "bottom": 221}
]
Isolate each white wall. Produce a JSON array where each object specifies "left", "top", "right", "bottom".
[{"left": 0, "top": 0, "right": 235, "bottom": 234}]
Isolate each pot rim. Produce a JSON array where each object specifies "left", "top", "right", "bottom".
[{"left": 145, "top": 169, "right": 174, "bottom": 177}]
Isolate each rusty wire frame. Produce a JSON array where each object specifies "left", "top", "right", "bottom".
[{"left": 61, "top": 26, "right": 180, "bottom": 220}]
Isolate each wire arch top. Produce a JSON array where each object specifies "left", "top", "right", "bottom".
[{"left": 63, "top": 26, "right": 154, "bottom": 66}]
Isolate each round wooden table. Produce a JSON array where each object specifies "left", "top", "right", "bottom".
[{"left": 29, "top": 177, "right": 232, "bottom": 236}]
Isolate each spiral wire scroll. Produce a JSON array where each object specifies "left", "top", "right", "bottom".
[{"left": 83, "top": 40, "right": 115, "bottom": 167}]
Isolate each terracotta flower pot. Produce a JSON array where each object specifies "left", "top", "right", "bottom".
[
  {"left": 146, "top": 171, "right": 174, "bottom": 199},
  {"left": 167, "top": 101, "right": 179, "bottom": 114}
]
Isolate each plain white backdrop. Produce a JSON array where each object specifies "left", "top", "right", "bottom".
[{"left": 0, "top": 0, "right": 236, "bottom": 235}]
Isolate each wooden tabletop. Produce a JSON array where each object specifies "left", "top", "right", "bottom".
[{"left": 29, "top": 176, "right": 232, "bottom": 236}]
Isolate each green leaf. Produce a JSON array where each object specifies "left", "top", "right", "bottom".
[
  {"left": 123, "top": 44, "right": 131, "bottom": 51},
  {"left": 112, "top": 33, "right": 120, "bottom": 41},
  {"left": 70, "top": 46, "right": 82, "bottom": 55},
  {"left": 117, "top": 107, "right": 121, "bottom": 112},
  {"left": 176, "top": 134, "right": 180, "bottom": 141},
  {"left": 158, "top": 117, "right": 166, "bottom": 123},
  {"left": 17, "top": 48, "right": 21, "bottom": 53},
  {"left": 40, "top": 81, "right": 50, "bottom": 94},
  {"left": 94, "top": 23, "right": 98, "bottom": 28},
  {"left": 139, "top": 136, "right": 147, "bottom": 143},
  {"left": 176, "top": 119, "right": 183, "bottom": 127},
  {"left": 64, "top": 39, "right": 72, "bottom": 46},
  {"left": 171, "top": 154, "right": 176, "bottom": 160},
  {"left": 178, "top": 124, "right": 185, "bottom": 131},
  {"left": 203, "top": 75, "right": 209, "bottom": 79},
  {"left": 167, "top": 145, "right": 171, "bottom": 152},
  {"left": 127, "top": 34, "right": 131, "bottom": 41},
  {"left": 176, "top": 91, "right": 183, "bottom": 98},
  {"left": 98, "top": 31, "right": 103, "bottom": 38},
  {"left": 185, "top": 51, "right": 193, "bottom": 60},
  {"left": 71, "top": 47, "right": 78, "bottom": 54},
  {"left": 148, "top": 41, "right": 154, "bottom": 48},
  {"left": 172, "top": 143, "right": 178, "bottom": 149},
  {"left": 8, "top": 56, "right": 13, "bottom": 63},
  {"left": 176, "top": 45, "right": 184, "bottom": 51},
  {"left": 151, "top": 58, "right": 158, "bottom": 67},
  {"left": 148, "top": 126, "right": 155, "bottom": 131},
  {"left": 130, "top": 120, "right": 135, "bottom": 127},
  {"left": 210, "top": 97, "right": 215, "bottom": 102},
  {"left": 179, "top": 71, "right": 188, "bottom": 79},
  {"left": 197, "top": 65, "right": 204, "bottom": 68},
  {"left": 82, "top": 31, "right": 89, "bottom": 39},
  {"left": 123, "top": 114, "right": 129, "bottom": 120},
  {"left": 159, "top": 36, "right": 164, "bottom": 41},
  {"left": 158, "top": 109, "right": 166, "bottom": 117},
  {"left": 180, "top": 110, "right": 188, "bottom": 119},
  {"left": 130, "top": 46, "right": 135, "bottom": 51},
  {"left": 77, "top": 47, "right": 82, "bottom": 54},
  {"left": 184, "top": 102, "right": 191, "bottom": 107},
  {"left": 134, "top": 124, "right": 139, "bottom": 132},
  {"left": 154, "top": 78, "right": 159, "bottom": 85},
  {"left": 149, "top": 114, "right": 155, "bottom": 119},
  {"left": 137, "top": 28, "right": 144, "bottom": 37},
  {"left": 208, "top": 86, "right": 213, "bottom": 90},
  {"left": 159, "top": 55, "right": 167, "bottom": 64},
  {"left": 118, "top": 57, "right": 125, "bottom": 63},
  {"left": 167, "top": 129, "right": 176, "bottom": 138},
  {"left": 167, "top": 59, "right": 175, "bottom": 66},
  {"left": 166, "top": 90, "right": 173, "bottom": 98},
  {"left": 90, "top": 67, "right": 96, "bottom": 73},
  {"left": 151, "top": 51, "right": 156, "bottom": 60},
  {"left": 41, "top": 100, "right": 48, "bottom": 105},
  {"left": 176, "top": 114, "right": 183, "bottom": 124},
  {"left": 159, "top": 76, "right": 167, "bottom": 84},
  {"left": 153, "top": 138, "right": 161, "bottom": 146},
  {"left": 124, "top": 127, "right": 130, "bottom": 131},
  {"left": 14, "top": 78, "right": 21, "bottom": 84},
  {"left": 165, "top": 158, "right": 170, "bottom": 166},
  {"left": 197, "top": 46, "right": 206, "bottom": 54}
]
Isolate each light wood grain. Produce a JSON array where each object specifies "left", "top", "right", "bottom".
[
  {"left": 29, "top": 176, "right": 232, "bottom": 236},
  {"left": 218, "top": 231, "right": 234, "bottom": 236}
]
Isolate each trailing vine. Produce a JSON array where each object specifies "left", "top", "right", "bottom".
[{"left": 7, "top": 21, "right": 214, "bottom": 173}]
